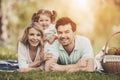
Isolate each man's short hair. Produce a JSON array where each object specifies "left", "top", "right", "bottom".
[{"left": 55, "top": 17, "right": 76, "bottom": 32}]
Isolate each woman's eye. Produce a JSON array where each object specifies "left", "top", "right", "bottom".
[
  {"left": 29, "top": 33, "right": 34, "bottom": 36},
  {"left": 37, "top": 34, "right": 41, "bottom": 36}
]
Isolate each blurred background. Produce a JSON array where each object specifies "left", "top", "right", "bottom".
[{"left": 0, "top": 0, "right": 120, "bottom": 59}]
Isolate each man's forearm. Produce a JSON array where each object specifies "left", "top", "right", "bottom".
[
  {"left": 67, "top": 58, "right": 94, "bottom": 73},
  {"left": 75, "top": 58, "right": 94, "bottom": 72},
  {"left": 62, "top": 64, "right": 78, "bottom": 71}
]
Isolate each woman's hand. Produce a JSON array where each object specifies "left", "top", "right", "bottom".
[
  {"left": 43, "top": 53, "right": 52, "bottom": 61},
  {"left": 17, "top": 68, "right": 33, "bottom": 72},
  {"left": 40, "top": 53, "right": 52, "bottom": 62}
]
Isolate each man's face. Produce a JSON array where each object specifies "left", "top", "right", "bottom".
[{"left": 57, "top": 24, "right": 75, "bottom": 46}]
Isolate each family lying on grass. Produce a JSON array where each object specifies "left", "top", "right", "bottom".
[{"left": 17, "top": 9, "right": 95, "bottom": 73}]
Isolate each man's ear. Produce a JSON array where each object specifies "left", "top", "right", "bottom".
[{"left": 74, "top": 31, "right": 76, "bottom": 35}]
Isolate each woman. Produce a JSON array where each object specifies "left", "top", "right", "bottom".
[{"left": 17, "top": 22, "right": 52, "bottom": 72}]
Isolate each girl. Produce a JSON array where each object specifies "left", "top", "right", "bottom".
[{"left": 31, "top": 9, "right": 57, "bottom": 44}]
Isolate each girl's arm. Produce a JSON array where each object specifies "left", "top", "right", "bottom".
[{"left": 48, "top": 35, "right": 57, "bottom": 44}]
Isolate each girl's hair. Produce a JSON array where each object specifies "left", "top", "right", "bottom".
[
  {"left": 20, "top": 22, "right": 44, "bottom": 47},
  {"left": 31, "top": 9, "right": 57, "bottom": 23}
]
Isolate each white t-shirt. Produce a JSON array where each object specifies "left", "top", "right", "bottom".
[
  {"left": 18, "top": 41, "right": 44, "bottom": 70},
  {"left": 44, "top": 24, "right": 57, "bottom": 40}
]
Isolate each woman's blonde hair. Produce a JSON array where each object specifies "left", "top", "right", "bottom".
[
  {"left": 19, "top": 22, "right": 44, "bottom": 60},
  {"left": 20, "top": 22, "right": 44, "bottom": 47}
]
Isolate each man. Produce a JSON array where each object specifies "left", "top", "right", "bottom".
[{"left": 45, "top": 17, "right": 94, "bottom": 73}]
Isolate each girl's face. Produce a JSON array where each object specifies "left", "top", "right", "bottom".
[
  {"left": 38, "top": 14, "right": 51, "bottom": 30},
  {"left": 28, "top": 28, "right": 42, "bottom": 47}
]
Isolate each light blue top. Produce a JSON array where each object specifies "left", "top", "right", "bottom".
[{"left": 45, "top": 35, "right": 94, "bottom": 65}]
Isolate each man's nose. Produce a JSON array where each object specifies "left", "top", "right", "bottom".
[{"left": 61, "top": 33, "right": 65, "bottom": 37}]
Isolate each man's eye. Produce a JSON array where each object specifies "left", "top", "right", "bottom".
[
  {"left": 58, "top": 32, "right": 62, "bottom": 34},
  {"left": 65, "top": 31, "right": 70, "bottom": 33}
]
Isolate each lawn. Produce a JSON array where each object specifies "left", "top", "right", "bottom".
[
  {"left": 0, "top": 71, "right": 120, "bottom": 80},
  {"left": 0, "top": 47, "right": 120, "bottom": 80}
]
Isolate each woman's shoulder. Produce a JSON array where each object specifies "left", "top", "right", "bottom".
[{"left": 18, "top": 41, "right": 27, "bottom": 48}]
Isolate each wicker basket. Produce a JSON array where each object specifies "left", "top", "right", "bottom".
[{"left": 102, "top": 31, "right": 120, "bottom": 73}]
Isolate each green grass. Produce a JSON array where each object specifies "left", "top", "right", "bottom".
[
  {"left": 0, "top": 46, "right": 17, "bottom": 60},
  {"left": 0, "top": 71, "right": 120, "bottom": 80},
  {"left": 0, "top": 46, "right": 120, "bottom": 80}
]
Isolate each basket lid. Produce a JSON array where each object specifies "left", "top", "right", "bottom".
[{"left": 103, "top": 55, "right": 120, "bottom": 63}]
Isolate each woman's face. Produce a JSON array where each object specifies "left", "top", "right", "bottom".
[
  {"left": 38, "top": 14, "right": 51, "bottom": 30},
  {"left": 28, "top": 28, "right": 42, "bottom": 47}
]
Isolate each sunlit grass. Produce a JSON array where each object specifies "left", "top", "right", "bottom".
[
  {"left": 0, "top": 42, "right": 120, "bottom": 80},
  {"left": 0, "top": 71, "right": 120, "bottom": 80},
  {"left": 0, "top": 46, "right": 17, "bottom": 60}
]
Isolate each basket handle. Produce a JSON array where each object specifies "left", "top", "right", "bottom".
[{"left": 103, "top": 31, "right": 120, "bottom": 54}]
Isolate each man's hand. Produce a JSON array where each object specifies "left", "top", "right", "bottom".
[
  {"left": 77, "top": 58, "right": 88, "bottom": 67},
  {"left": 50, "top": 63, "right": 66, "bottom": 72}
]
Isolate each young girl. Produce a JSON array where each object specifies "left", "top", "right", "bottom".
[
  {"left": 31, "top": 9, "right": 57, "bottom": 44},
  {"left": 17, "top": 22, "right": 52, "bottom": 72}
]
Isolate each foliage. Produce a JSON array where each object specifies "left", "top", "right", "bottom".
[
  {"left": 92, "top": 3, "right": 120, "bottom": 54},
  {"left": 94, "top": 4, "right": 120, "bottom": 36}
]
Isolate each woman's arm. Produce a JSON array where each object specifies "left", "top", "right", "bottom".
[
  {"left": 17, "top": 67, "right": 41, "bottom": 72},
  {"left": 28, "top": 60, "right": 43, "bottom": 68},
  {"left": 29, "top": 53, "right": 52, "bottom": 68},
  {"left": 18, "top": 42, "right": 29, "bottom": 68}
]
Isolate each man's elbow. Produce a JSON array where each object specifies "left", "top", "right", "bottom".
[
  {"left": 86, "top": 67, "right": 94, "bottom": 72},
  {"left": 86, "top": 62, "right": 95, "bottom": 72},
  {"left": 84, "top": 59, "right": 94, "bottom": 72}
]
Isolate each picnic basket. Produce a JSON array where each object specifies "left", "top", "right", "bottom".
[{"left": 102, "top": 31, "right": 120, "bottom": 73}]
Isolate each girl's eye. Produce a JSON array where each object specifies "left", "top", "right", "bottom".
[
  {"left": 46, "top": 20, "right": 49, "bottom": 21},
  {"left": 39, "top": 20, "right": 43, "bottom": 22}
]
